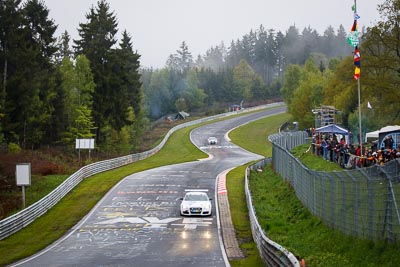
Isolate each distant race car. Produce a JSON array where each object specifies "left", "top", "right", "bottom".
[
  {"left": 180, "top": 190, "right": 212, "bottom": 216},
  {"left": 207, "top": 137, "right": 218, "bottom": 145}
]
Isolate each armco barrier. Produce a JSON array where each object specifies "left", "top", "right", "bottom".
[
  {"left": 245, "top": 159, "right": 300, "bottom": 267},
  {"left": 0, "top": 102, "right": 283, "bottom": 240}
]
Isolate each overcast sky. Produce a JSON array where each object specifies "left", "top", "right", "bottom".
[{"left": 43, "top": 0, "right": 384, "bottom": 69}]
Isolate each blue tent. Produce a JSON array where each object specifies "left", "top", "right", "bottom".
[{"left": 315, "top": 124, "right": 348, "bottom": 135}]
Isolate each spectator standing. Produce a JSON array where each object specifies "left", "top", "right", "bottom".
[
  {"left": 316, "top": 136, "right": 321, "bottom": 156},
  {"left": 321, "top": 139, "right": 329, "bottom": 161},
  {"left": 312, "top": 135, "right": 316, "bottom": 154},
  {"left": 384, "top": 135, "right": 394, "bottom": 149},
  {"left": 355, "top": 145, "right": 362, "bottom": 167},
  {"left": 329, "top": 137, "right": 337, "bottom": 162}
]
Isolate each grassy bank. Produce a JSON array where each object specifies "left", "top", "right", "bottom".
[
  {"left": 250, "top": 165, "right": 400, "bottom": 267},
  {"left": 228, "top": 115, "right": 400, "bottom": 267},
  {"left": 229, "top": 114, "right": 289, "bottom": 157},
  {"left": 226, "top": 165, "right": 264, "bottom": 267}
]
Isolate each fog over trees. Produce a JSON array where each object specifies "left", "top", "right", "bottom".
[{"left": 141, "top": 22, "right": 352, "bottom": 119}]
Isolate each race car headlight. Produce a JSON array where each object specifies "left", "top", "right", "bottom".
[{"left": 202, "top": 203, "right": 211, "bottom": 210}]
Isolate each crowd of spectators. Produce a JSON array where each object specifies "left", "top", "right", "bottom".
[{"left": 310, "top": 133, "right": 400, "bottom": 169}]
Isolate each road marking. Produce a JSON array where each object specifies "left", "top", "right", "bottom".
[
  {"left": 167, "top": 170, "right": 190, "bottom": 173},
  {"left": 94, "top": 216, "right": 213, "bottom": 230},
  {"left": 152, "top": 174, "right": 184, "bottom": 177},
  {"left": 96, "top": 217, "right": 148, "bottom": 225},
  {"left": 199, "top": 145, "right": 240, "bottom": 149},
  {"left": 117, "top": 190, "right": 179, "bottom": 194},
  {"left": 95, "top": 217, "right": 181, "bottom": 226},
  {"left": 172, "top": 217, "right": 213, "bottom": 229}
]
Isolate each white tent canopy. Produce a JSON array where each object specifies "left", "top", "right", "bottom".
[
  {"left": 365, "top": 130, "right": 380, "bottom": 141},
  {"left": 379, "top": 125, "right": 400, "bottom": 133},
  {"left": 365, "top": 125, "right": 400, "bottom": 142}
]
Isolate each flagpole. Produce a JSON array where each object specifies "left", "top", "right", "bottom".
[
  {"left": 354, "top": 0, "right": 363, "bottom": 154},
  {"left": 358, "top": 70, "right": 362, "bottom": 153}
]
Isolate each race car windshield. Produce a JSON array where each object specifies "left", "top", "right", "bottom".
[{"left": 185, "top": 194, "right": 209, "bottom": 201}]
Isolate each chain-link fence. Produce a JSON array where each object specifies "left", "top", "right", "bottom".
[{"left": 269, "top": 131, "right": 400, "bottom": 242}]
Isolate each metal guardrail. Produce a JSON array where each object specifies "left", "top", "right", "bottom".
[
  {"left": 245, "top": 159, "right": 300, "bottom": 267},
  {"left": 269, "top": 131, "right": 400, "bottom": 242},
  {"left": 0, "top": 102, "right": 282, "bottom": 240}
]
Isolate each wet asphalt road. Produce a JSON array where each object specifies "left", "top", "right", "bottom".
[{"left": 13, "top": 106, "right": 286, "bottom": 267}]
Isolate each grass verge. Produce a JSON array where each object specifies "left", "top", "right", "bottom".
[
  {"left": 228, "top": 113, "right": 292, "bottom": 157},
  {"left": 227, "top": 165, "right": 264, "bottom": 267}
]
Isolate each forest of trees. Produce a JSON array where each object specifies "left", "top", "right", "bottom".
[
  {"left": 141, "top": 23, "right": 352, "bottom": 119},
  {"left": 0, "top": 0, "right": 142, "bottom": 153},
  {"left": 1, "top": 0, "right": 399, "bottom": 154}
]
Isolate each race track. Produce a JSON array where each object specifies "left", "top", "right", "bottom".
[{"left": 13, "top": 106, "right": 286, "bottom": 267}]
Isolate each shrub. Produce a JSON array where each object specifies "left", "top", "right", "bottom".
[{"left": 8, "top": 143, "right": 21, "bottom": 154}]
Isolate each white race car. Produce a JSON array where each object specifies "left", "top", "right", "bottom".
[
  {"left": 180, "top": 191, "right": 212, "bottom": 216},
  {"left": 208, "top": 137, "right": 218, "bottom": 145}
]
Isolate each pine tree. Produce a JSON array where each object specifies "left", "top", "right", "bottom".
[
  {"left": 2, "top": 0, "right": 57, "bottom": 147},
  {"left": 0, "top": 0, "right": 23, "bottom": 123},
  {"left": 117, "top": 30, "right": 142, "bottom": 117},
  {"left": 201, "top": 42, "right": 226, "bottom": 71},
  {"left": 54, "top": 30, "right": 73, "bottom": 64},
  {"left": 300, "top": 26, "right": 319, "bottom": 65},
  {"left": 321, "top": 26, "right": 336, "bottom": 58},
  {"left": 74, "top": 0, "right": 119, "bottom": 142},
  {"left": 282, "top": 25, "right": 301, "bottom": 66},
  {"left": 176, "top": 41, "right": 193, "bottom": 73},
  {"left": 226, "top": 40, "right": 240, "bottom": 68},
  {"left": 166, "top": 41, "right": 193, "bottom": 73}
]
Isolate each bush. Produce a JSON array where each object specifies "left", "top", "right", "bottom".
[
  {"left": 8, "top": 143, "right": 21, "bottom": 154},
  {"left": 34, "top": 162, "right": 63, "bottom": 176}
]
